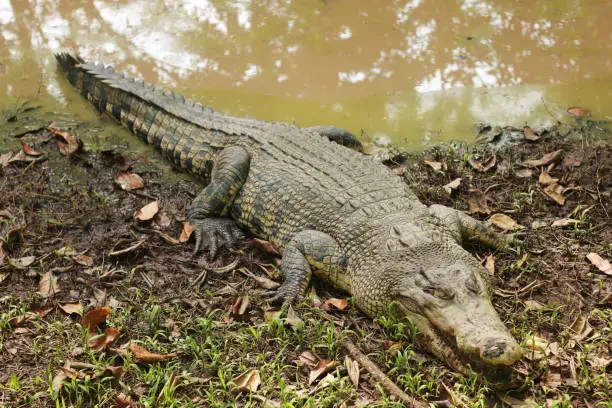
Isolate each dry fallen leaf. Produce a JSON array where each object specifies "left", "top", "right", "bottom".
[
  {"left": 88, "top": 327, "right": 121, "bottom": 352},
  {"left": 538, "top": 171, "right": 558, "bottom": 186},
  {"left": 114, "top": 393, "right": 136, "bottom": 407},
  {"left": 522, "top": 150, "right": 563, "bottom": 168},
  {"left": 285, "top": 306, "right": 304, "bottom": 331},
  {"left": 423, "top": 160, "right": 443, "bottom": 172},
  {"left": 523, "top": 126, "right": 539, "bottom": 141},
  {"left": 468, "top": 153, "right": 497, "bottom": 172},
  {"left": 39, "top": 271, "right": 60, "bottom": 298},
  {"left": 59, "top": 302, "right": 84, "bottom": 316},
  {"left": 523, "top": 334, "right": 548, "bottom": 360},
  {"left": 82, "top": 307, "right": 111, "bottom": 331},
  {"left": 252, "top": 238, "right": 280, "bottom": 256},
  {"left": 545, "top": 372, "right": 562, "bottom": 389},
  {"left": 9, "top": 255, "right": 36, "bottom": 269},
  {"left": 551, "top": 218, "right": 579, "bottom": 228},
  {"left": 514, "top": 168, "right": 534, "bottom": 178},
  {"left": 323, "top": 298, "right": 348, "bottom": 311},
  {"left": 20, "top": 140, "right": 44, "bottom": 156},
  {"left": 229, "top": 368, "right": 261, "bottom": 394},
  {"left": 238, "top": 268, "right": 280, "bottom": 290},
  {"left": 135, "top": 200, "right": 159, "bottom": 221},
  {"left": 569, "top": 315, "right": 593, "bottom": 342},
  {"left": 567, "top": 107, "right": 588, "bottom": 117},
  {"left": 543, "top": 183, "right": 567, "bottom": 205},
  {"left": 48, "top": 123, "right": 82, "bottom": 156},
  {"left": 179, "top": 222, "right": 194, "bottom": 243},
  {"left": 443, "top": 178, "right": 461, "bottom": 195},
  {"left": 231, "top": 294, "right": 250, "bottom": 316},
  {"left": 129, "top": 343, "right": 180, "bottom": 364},
  {"left": 586, "top": 253, "right": 612, "bottom": 276},
  {"left": 490, "top": 213, "right": 522, "bottom": 231},
  {"left": 293, "top": 351, "right": 319, "bottom": 369},
  {"left": 72, "top": 253, "right": 93, "bottom": 266},
  {"left": 483, "top": 254, "right": 495, "bottom": 276},
  {"left": 0, "top": 152, "right": 12, "bottom": 167},
  {"left": 115, "top": 172, "right": 144, "bottom": 191},
  {"left": 467, "top": 189, "right": 491, "bottom": 214},
  {"left": 345, "top": 355, "right": 360, "bottom": 388},
  {"left": 308, "top": 359, "right": 339, "bottom": 385}
]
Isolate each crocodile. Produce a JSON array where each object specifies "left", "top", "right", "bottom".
[{"left": 55, "top": 53, "right": 522, "bottom": 372}]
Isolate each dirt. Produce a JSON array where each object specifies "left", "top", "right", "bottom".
[{"left": 0, "top": 111, "right": 610, "bottom": 407}]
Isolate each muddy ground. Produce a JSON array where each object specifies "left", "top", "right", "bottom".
[{"left": 0, "top": 108, "right": 610, "bottom": 407}]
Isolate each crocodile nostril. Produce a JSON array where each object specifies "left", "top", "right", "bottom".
[{"left": 482, "top": 338, "right": 508, "bottom": 359}]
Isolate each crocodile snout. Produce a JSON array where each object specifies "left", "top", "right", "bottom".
[{"left": 481, "top": 337, "right": 522, "bottom": 365}]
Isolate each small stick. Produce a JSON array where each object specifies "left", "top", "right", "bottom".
[{"left": 341, "top": 338, "right": 427, "bottom": 408}]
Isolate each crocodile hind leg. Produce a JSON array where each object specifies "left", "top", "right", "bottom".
[
  {"left": 306, "top": 125, "right": 363, "bottom": 152},
  {"left": 189, "top": 146, "right": 250, "bottom": 259},
  {"left": 268, "top": 230, "right": 346, "bottom": 304},
  {"left": 428, "top": 204, "right": 510, "bottom": 249}
]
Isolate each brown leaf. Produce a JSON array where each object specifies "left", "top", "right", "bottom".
[
  {"left": 52, "top": 362, "right": 74, "bottom": 394},
  {"left": 483, "top": 254, "right": 495, "bottom": 276},
  {"left": 9, "top": 255, "right": 36, "bottom": 269},
  {"left": 82, "top": 307, "right": 111, "bottom": 331},
  {"left": 567, "top": 107, "right": 588, "bottom": 117},
  {"left": 443, "top": 178, "right": 461, "bottom": 195},
  {"left": 48, "top": 123, "right": 82, "bottom": 156},
  {"left": 238, "top": 268, "right": 280, "bottom": 290},
  {"left": 543, "top": 183, "right": 567, "bottom": 205},
  {"left": 8, "top": 150, "right": 39, "bottom": 164},
  {"left": 72, "top": 254, "right": 93, "bottom": 266},
  {"left": 538, "top": 171, "right": 558, "bottom": 186},
  {"left": 523, "top": 126, "right": 539, "bottom": 141},
  {"left": 308, "top": 359, "right": 339, "bottom": 385},
  {"left": 423, "top": 160, "right": 443, "bottom": 172},
  {"left": 545, "top": 372, "right": 562, "bottom": 389},
  {"left": 322, "top": 298, "right": 348, "bottom": 311},
  {"left": 252, "top": 238, "right": 281, "bottom": 256},
  {"left": 586, "top": 253, "right": 612, "bottom": 275},
  {"left": 468, "top": 153, "right": 497, "bottom": 172},
  {"left": 490, "top": 213, "right": 522, "bottom": 231},
  {"left": 113, "top": 393, "right": 136, "bottom": 408},
  {"left": 115, "top": 172, "right": 144, "bottom": 191},
  {"left": 231, "top": 295, "right": 250, "bottom": 316},
  {"left": 514, "top": 168, "right": 534, "bottom": 178},
  {"left": 59, "top": 302, "right": 84, "bottom": 316},
  {"left": 293, "top": 351, "right": 318, "bottom": 369},
  {"left": 129, "top": 343, "right": 180, "bottom": 364},
  {"left": 551, "top": 218, "right": 579, "bottom": 228},
  {"left": 467, "top": 189, "right": 491, "bottom": 214},
  {"left": 229, "top": 368, "right": 261, "bottom": 394},
  {"left": 88, "top": 327, "right": 121, "bottom": 352},
  {"left": 521, "top": 150, "right": 563, "bottom": 168},
  {"left": 569, "top": 315, "right": 593, "bottom": 342},
  {"left": 285, "top": 306, "right": 304, "bottom": 331},
  {"left": 345, "top": 356, "right": 360, "bottom": 388},
  {"left": 135, "top": 200, "right": 159, "bottom": 221},
  {"left": 154, "top": 212, "right": 172, "bottom": 229},
  {"left": 39, "top": 271, "right": 60, "bottom": 298},
  {"left": 0, "top": 152, "right": 12, "bottom": 167},
  {"left": 179, "top": 222, "right": 194, "bottom": 243},
  {"left": 20, "top": 140, "right": 44, "bottom": 156}
]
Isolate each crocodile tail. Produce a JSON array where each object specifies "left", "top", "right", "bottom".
[{"left": 55, "top": 53, "right": 227, "bottom": 172}]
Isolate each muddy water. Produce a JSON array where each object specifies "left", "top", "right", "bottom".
[{"left": 1, "top": 0, "right": 611, "bottom": 151}]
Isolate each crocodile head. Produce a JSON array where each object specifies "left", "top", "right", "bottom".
[{"left": 389, "top": 244, "right": 522, "bottom": 369}]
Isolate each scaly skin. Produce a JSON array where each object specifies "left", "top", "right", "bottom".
[{"left": 56, "top": 53, "right": 522, "bottom": 372}]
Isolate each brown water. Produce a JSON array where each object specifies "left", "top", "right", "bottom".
[{"left": 1, "top": 0, "right": 611, "bottom": 150}]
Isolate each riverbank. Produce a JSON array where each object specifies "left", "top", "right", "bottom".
[{"left": 0, "top": 108, "right": 610, "bottom": 407}]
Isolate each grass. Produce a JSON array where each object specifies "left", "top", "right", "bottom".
[{"left": 0, "top": 117, "right": 610, "bottom": 407}]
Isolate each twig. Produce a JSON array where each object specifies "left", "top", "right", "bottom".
[
  {"left": 109, "top": 239, "right": 147, "bottom": 256},
  {"left": 341, "top": 338, "right": 427, "bottom": 408}
]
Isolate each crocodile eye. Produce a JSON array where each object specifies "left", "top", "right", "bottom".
[
  {"left": 465, "top": 274, "right": 482, "bottom": 294},
  {"left": 424, "top": 287, "right": 454, "bottom": 300}
]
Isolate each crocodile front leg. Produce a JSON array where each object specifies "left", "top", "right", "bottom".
[
  {"left": 189, "top": 145, "right": 250, "bottom": 259},
  {"left": 268, "top": 230, "right": 347, "bottom": 304},
  {"left": 428, "top": 204, "right": 510, "bottom": 249}
]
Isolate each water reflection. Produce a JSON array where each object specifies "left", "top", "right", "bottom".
[{"left": 0, "top": 0, "right": 610, "bottom": 148}]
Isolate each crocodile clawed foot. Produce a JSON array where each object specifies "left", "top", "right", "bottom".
[
  {"left": 191, "top": 218, "right": 244, "bottom": 260},
  {"left": 266, "top": 286, "right": 303, "bottom": 306}
]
